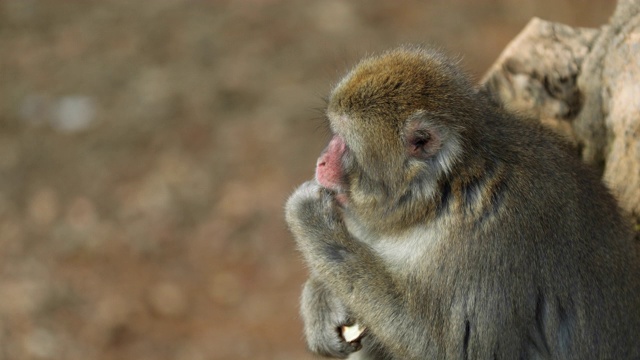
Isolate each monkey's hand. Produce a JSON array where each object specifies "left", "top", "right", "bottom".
[
  {"left": 285, "top": 180, "right": 356, "bottom": 272},
  {"left": 287, "top": 181, "right": 418, "bottom": 358},
  {"left": 300, "top": 278, "right": 363, "bottom": 358}
]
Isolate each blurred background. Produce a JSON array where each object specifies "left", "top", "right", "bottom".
[{"left": 0, "top": 1, "right": 615, "bottom": 359}]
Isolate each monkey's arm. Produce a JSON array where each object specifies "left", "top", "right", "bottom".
[
  {"left": 300, "top": 277, "right": 362, "bottom": 358},
  {"left": 286, "top": 181, "right": 433, "bottom": 359}
]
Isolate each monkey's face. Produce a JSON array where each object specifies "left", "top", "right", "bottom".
[{"left": 316, "top": 48, "right": 472, "bottom": 230}]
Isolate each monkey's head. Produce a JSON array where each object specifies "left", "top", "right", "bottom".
[{"left": 316, "top": 47, "right": 482, "bottom": 232}]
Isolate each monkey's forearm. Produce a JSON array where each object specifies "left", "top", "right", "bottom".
[
  {"left": 306, "top": 230, "right": 432, "bottom": 359},
  {"left": 286, "top": 181, "right": 433, "bottom": 358}
]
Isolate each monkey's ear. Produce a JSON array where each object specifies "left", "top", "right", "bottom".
[{"left": 404, "top": 116, "right": 442, "bottom": 160}]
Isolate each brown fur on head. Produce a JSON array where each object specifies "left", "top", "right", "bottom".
[{"left": 319, "top": 47, "right": 481, "bottom": 233}]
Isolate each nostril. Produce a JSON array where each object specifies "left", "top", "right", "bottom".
[{"left": 318, "top": 161, "right": 326, "bottom": 167}]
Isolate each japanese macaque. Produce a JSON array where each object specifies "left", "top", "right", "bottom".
[{"left": 285, "top": 46, "right": 640, "bottom": 359}]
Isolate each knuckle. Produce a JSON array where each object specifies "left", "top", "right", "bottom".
[{"left": 298, "top": 180, "right": 321, "bottom": 198}]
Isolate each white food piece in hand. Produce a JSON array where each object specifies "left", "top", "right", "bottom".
[{"left": 341, "top": 323, "right": 366, "bottom": 342}]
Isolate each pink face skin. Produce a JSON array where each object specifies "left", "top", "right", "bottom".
[{"left": 315, "top": 135, "right": 349, "bottom": 205}]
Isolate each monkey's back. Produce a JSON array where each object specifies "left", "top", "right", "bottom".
[{"left": 443, "top": 109, "right": 640, "bottom": 359}]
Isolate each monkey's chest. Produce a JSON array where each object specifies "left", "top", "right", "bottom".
[{"left": 352, "top": 221, "right": 447, "bottom": 275}]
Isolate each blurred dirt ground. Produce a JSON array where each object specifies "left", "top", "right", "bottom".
[{"left": 0, "top": 1, "right": 614, "bottom": 359}]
